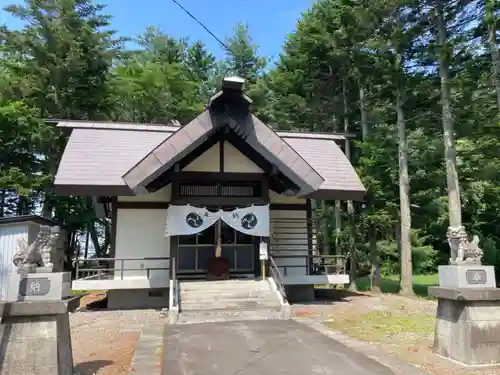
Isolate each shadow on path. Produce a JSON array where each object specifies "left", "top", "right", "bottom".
[{"left": 74, "top": 360, "right": 113, "bottom": 375}]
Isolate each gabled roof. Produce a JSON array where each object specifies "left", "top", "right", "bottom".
[
  {"left": 122, "top": 108, "right": 325, "bottom": 196},
  {"left": 56, "top": 120, "right": 180, "bottom": 132},
  {"left": 54, "top": 77, "right": 366, "bottom": 200},
  {"left": 285, "top": 138, "right": 365, "bottom": 200},
  {"left": 54, "top": 124, "right": 365, "bottom": 200},
  {"left": 122, "top": 84, "right": 325, "bottom": 196},
  {"left": 55, "top": 127, "right": 169, "bottom": 195}
]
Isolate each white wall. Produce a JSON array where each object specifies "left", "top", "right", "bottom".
[
  {"left": 114, "top": 209, "right": 170, "bottom": 280},
  {"left": 183, "top": 142, "right": 220, "bottom": 172},
  {"left": 118, "top": 184, "right": 171, "bottom": 202},
  {"left": 112, "top": 146, "right": 312, "bottom": 282},
  {"left": 269, "top": 190, "right": 306, "bottom": 204},
  {"left": 115, "top": 185, "right": 171, "bottom": 281},
  {"left": 182, "top": 142, "right": 264, "bottom": 173},
  {"left": 0, "top": 223, "right": 29, "bottom": 300},
  {"left": 270, "top": 209, "right": 309, "bottom": 277},
  {"left": 223, "top": 143, "right": 263, "bottom": 173}
]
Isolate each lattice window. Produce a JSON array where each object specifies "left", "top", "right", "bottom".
[{"left": 178, "top": 182, "right": 261, "bottom": 197}]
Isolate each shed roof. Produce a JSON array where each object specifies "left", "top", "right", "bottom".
[{"left": 0, "top": 215, "right": 60, "bottom": 227}]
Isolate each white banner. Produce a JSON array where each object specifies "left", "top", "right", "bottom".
[
  {"left": 165, "top": 204, "right": 220, "bottom": 236},
  {"left": 165, "top": 204, "right": 269, "bottom": 237},
  {"left": 221, "top": 205, "right": 270, "bottom": 237}
]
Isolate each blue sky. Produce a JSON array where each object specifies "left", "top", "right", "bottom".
[{"left": 0, "top": 0, "right": 314, "bottom": 62}]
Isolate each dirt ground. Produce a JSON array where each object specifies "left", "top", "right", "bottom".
[
  {"left": 71, "top": 294, "right": 162, "bottom": 375},
  {"left": 71, "top": 291, "right": 500, "bottom": 375},
  {"left": 292, "top": 290, "right": 500, "bottom": 375}
]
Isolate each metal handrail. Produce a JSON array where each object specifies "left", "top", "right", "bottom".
[
  {"left": 268, "top": 255, "right": 287, "bottom": 303},
  {"left": 171, "top": 257, "right": 179, "bottom": 309},
  {"left": 271, "top": 254, "right": 348, "bottom": 276},
  {"left": 75, "top": 257, "right": 170, "bottom": 280}
]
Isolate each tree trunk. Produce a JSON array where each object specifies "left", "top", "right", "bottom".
[
  {"left": 396, "top": 69, "right": 414, "bottom": 296},
  {"left": 369, "top": 222, "right": 381, "bottom": 292},
  {"left": 334, "top": 200, "right": 342, "bottom": 258},
  {"left": 42, "top": 195, "right": 52, "bottom": 218},
  {"left": 103, "top": 218, "right": 112, "bottom": 256},
  {"left": 333, "top": 103, "right": 342, "bottom": 261},
  {"left": 359, "top": 80, "right": 380, "bottom": 291},
  {"left": 89, "top": 222, "right": 102, "bottom": 257},
  {"left": 17, "top": 195, "right": 29, "bottom": 215},
  {"left": 396, "top": 219, "right": 402, "bottom": 254},
  {"left": 85, "top": 197, "right": 103, "bottom": 258},
  {"left": 437, "top": 4, "right": 463, "bottom": 229},
  {"left": 359, "top": 82, "right": 369, "bottom": 140},
  {"left": 84, "top": 225, "right": 90, "bottom": 260},
  {"left": 68, "top": 231, "right": 76, "bottom": 272},
  {"left": 0, "top": 189, "right": 4, "bottom": 217},
  {"left": 347, "top": 200, "right": 357, "bottom": 291},
  {"left": 343, "top": 80, "right": 357, "bottom": 291},
  {"left": 321, "top": 200, "right": 330, "bottom": 255},
  {"left": 486, "top": 1, "right": 500, "bottom": 112}
]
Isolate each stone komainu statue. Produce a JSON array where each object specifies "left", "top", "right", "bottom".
[
  {"left": 447, "top": 226, "right": 483, "bottom": 265},
  {"left": 12, "top": 225, "right": 66, "bottom": 273}
]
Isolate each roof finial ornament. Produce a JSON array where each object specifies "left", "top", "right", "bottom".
[{"left": 222, "top": 76, "right": 246, "bottom": 92}]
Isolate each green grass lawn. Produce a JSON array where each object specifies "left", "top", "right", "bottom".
[
  {"left": 327, "top": 309, "right": 435, "bottom": 343},
  {"left": 71, "top": 289, "right": 104, "bottom": 296},
  {"left": 354, "top": 274, "right": 438, "bottom": 297}
]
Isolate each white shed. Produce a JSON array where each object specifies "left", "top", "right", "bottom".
[{"left": 0, "top": 215, "right": 60, "bottom": 300}]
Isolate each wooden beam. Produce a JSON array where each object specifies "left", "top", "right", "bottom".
[{"left": 116, "top": 201, "right": 170, "bottom": 209}]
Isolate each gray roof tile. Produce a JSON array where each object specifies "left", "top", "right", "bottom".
[
  {"left": 55, "top": 126, "right": 365, "bottom": 198},
  {"left": 284, "top": 138, "right": 365, "bottom": 193},
  {"left": 55, "top": 129, "right": 169, "bottom": 186}
]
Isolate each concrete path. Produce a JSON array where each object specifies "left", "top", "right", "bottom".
[{"left": 163, "top": 320, "right": 398, "bottom": 375}]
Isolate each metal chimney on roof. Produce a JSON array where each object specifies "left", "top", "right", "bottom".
[{"left": 222, "top": 76, "right": 246, "bottom": 92}]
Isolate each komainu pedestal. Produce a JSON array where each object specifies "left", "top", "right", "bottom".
[
  {"left": 432, "top": 228, "right": 500, "bottom": 366},
  {"left": 0, "top": 223, "right": 79, "bottom": 374},
  {"left": 429, "top": 287, "right": 500, "bottom": 366},
  {"left": 0, "top": 297, "right": 81, "bottom": 375},
  {"left": 6, "top": 272, "right": 71, "bottom": 302},
  {"left": 438, "top": 265, "right": 496, "bottom": 289}
]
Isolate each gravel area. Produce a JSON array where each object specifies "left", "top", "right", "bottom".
[
  {"left": 294, "top": 290, "right": 500, "bottom": 375},
  {"left": 71, "top": 309, "right": 165, "bottom": 375}
]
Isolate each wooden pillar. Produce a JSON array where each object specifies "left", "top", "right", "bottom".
[{"left": 215, "top": 220, "right": 222, "bottom": 258}]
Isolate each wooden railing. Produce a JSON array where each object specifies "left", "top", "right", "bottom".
[{"left": 75, "top": 257, "right": 170, "bottom": 280}]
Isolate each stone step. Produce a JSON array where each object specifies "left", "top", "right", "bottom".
[
  {"left": 180, "top": 289, "right": 272, "bottom": 296},
  {"left": 180, "top": 290, "right": 275, "bottom": 301},
  {"left": 181, "top": 279, "right": 263, "bottom": 285},
  {"left": 179, "top": 280, "right": 269, "bottom": 292},
  {"left": 180, "top": 295, "right": 279, "bottom": 304},
  {"left": 180, "top": 297, "right": 281, "bottom": 307},
  {"left": 175, "top": 309, "right": 284, "bottom": 324},
  {"left": 180, "top": 287, "right": 272, "bottom": 295},
  {"left": 180, "top": 299, "right": 281, "bottom": 312}
]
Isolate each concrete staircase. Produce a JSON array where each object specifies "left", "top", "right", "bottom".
[{"left": 175, "top": 279, "right": 288, "bottom": 324}]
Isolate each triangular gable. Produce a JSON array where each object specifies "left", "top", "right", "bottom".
[
  {"left": 181, "top": 142, "right": 264, "bottom": 173},
  {"left": 122, "top": 90, "right": 324, "bottom": 195}
]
